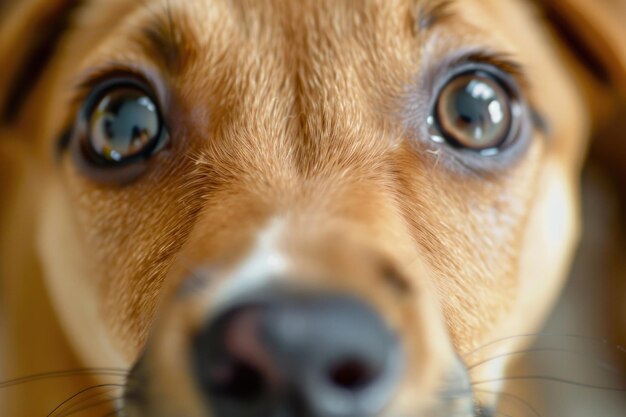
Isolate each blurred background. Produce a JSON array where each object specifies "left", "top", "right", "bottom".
[{"left": 504, "top": 163, "right": 626, "bottom": 417}]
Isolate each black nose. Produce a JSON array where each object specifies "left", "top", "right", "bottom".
[{"left": 192, "top": 291, "right": 404, "bottom": 417}]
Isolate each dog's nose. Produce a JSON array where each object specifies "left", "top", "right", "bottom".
[{"left": 192, "top": 291, "right": 404, "bottom": 417}]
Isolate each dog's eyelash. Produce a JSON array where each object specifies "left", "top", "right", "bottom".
[
  {"left": 444, "top": 50, "right": 530, "bottom": 92},
  {"left": 70, "top": 64, "right": 154, "bottom": 105}
]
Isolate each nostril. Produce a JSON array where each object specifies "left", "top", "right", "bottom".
[
  {"left": 193, "top": 304, "right": 282, "bottom": 414},
  {"left": 327, "top": 357, "right": 378, "bottom": 392},
  {"left": 209, "top": 359, "right": 266, "bottom": 400},
  {"left": 194, "top": 291, "right": 404, "bottom": 417}
]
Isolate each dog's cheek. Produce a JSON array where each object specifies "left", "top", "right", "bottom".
[
  {"left": 467, "top": 161, "right": 580, "bottom": 400},
  {"left": 510, "top": 162, "right": 579, "bottom": 337},
  {"left": 36, "top": 179, "right": 130, "bottom": 367}
]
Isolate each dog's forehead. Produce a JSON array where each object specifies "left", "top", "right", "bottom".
[
  {"left": 71, "top": 0, "right": 496, "bottom": 83},
  {"left": 88, "top": 0, "right": 454, "bottom": 32}
]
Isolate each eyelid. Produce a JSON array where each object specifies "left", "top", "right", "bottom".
[
  {"left": 78, "top": 77, "right": 158, "bottom": 124},
  {"left": 425, "top": 49, "right": 531, "bottom": 103},
  {"left": 70, "top": 66, "right": 158, "bottom": 109},
  {"left": 64, "top": 76, "right": 171, "bottom": 184},
  {"left": 403, "top": 49, "right": 538, "bottom": 175},
  {"left": 463, "top": 52, "right": 529, "bottom": 92},
  {"left": 68, "top": 62, "right": 169, "bottom": 112}
]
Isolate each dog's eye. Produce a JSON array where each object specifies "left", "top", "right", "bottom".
[
  {"left": 79, "top": 80, "right": 168, "bottom": 167},
  {"left": 430, "top": 69, "right": 521, "bottom": 155}
]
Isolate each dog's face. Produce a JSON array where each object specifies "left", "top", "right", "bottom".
[{"left": 2, "top": 0, "right": 624, "bottom": 416}]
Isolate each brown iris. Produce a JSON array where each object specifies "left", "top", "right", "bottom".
[
  {"left": 435, "top": 72, "right": 513, "bottom": 152},
  {"left": 87, "top": 86, "right": 162, "bottom": 164}
]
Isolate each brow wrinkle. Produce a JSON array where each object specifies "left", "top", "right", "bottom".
[
  {"left": 135, "top": 1, "right": 197, "bottom": 73},
  {"left": 415, "top": 0, "right": 456, "bottom": 32}
]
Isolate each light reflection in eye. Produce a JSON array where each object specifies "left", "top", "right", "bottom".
[
  {"left": 466, "top": 80, "right": 495, "bottom": 101},
  {"left": 488, "top": 100, "right": 504, "bottom": 124}
]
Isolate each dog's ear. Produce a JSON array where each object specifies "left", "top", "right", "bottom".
[
  {"left": 0, "top": 0, "right": 81, "bottom": 127},
  {"left": 537, "top": 0, "right": 626, "bottom": 123}
]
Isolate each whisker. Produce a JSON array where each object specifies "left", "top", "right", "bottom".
[
  {"left": 467, "top": 347, "right": 622, "bottom": 375},
  {"left": 0, "top": 368, "right": 129, "bottom": 389},
  {"left": 47, "top": 384, "right": 126, "bottom": 417},
  {"left": 463, "top": 333, "right": 622, "bottom": 360},
  {"left": 474, "top": 389, "right": 542, "bottom": 417},
  {"left": 472, "top": 376, "right": 626, "bottom": 392},
  {"left": 55, "top": 387, "right": 124, "bottom": 417},
  {"left": 58, "top": 396, "right": 124, "bottom": 417}
]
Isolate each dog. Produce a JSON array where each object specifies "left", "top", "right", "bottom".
[{"left": 1, "top": 0, "right": 625, "bottom": 416}]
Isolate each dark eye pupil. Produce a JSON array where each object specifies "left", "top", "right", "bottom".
[
  {"left": 89, "top": 88, "right": 161, "bottom": 163},
  {"left": 435, "top": 72, "right": 512, "bottom": 151}
]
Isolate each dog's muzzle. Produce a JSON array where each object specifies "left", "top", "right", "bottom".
[{"left": 123, "top": 238, "right": 477, "bottom": 417}]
